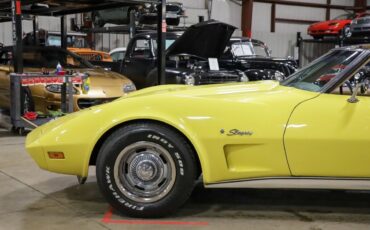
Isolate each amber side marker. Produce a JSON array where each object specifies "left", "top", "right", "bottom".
[{"left": 48, "top": 152, "right": 65, "bottom": 159}]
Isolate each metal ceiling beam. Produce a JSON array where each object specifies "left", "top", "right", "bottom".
[
  {"left": 22, "top": 2, "right": 128, "bottom": 16},
  {"left": 0, "top": 0, "right": 161, "bottom": 17},
  {"left": 254, "top": 0, "right": 356, "bottom": 10}
]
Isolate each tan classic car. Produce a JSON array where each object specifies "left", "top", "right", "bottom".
[{"left": 0, "top": 46, "right": 135, "bottom": 114}]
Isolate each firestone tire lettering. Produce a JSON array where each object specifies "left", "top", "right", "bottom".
[{"left": 95, "top": 122, "right": 197, "bottom": 218}]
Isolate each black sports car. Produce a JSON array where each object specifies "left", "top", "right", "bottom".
[{"left": 221, "top": 37, "right": 297, "bottom": 81}]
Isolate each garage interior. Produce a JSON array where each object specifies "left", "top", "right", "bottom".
[{"left": 2, "top": 0, "right": 370, "bottom": 229}]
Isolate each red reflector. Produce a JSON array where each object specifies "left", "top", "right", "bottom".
[
  {"left": 16, "top": 1, "right": 21, "bottom": 15},
  {"left": 48, "top": 152, "right": 65, "bottom": 159}
]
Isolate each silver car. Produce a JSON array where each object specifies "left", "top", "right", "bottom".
[
  {"left": 350, "top": 14, "right": 370, "bottom": 37},
  {"left": 92, "top": 2, "right": 185, "bottom": 27}
]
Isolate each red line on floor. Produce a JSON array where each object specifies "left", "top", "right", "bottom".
[
  {"left": 101, "top": 207, "right": 113, "bottom": 223},
  {"left": 101, "top": 207, "right": 209, "bottom": 226}
]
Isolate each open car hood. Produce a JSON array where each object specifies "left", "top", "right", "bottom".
[{"left": 167, "top": 20, "right": 236, "bottom": 58}]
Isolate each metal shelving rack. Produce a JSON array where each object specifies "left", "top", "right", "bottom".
[
  {"left": 0, "top": 0, "right": 167, "bottom": 132},
  {"left": 297, "top": 31, "right": 370, "bottom": 67}
]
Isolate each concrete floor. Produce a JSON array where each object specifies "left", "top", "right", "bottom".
[{"left": 1, "top": 128, "right": 370, "bottom": 230}]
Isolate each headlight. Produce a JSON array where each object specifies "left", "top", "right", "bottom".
[
  {"left": 274, "top": 71, "right": 285, "bottom": 81},
  {"left": 144, "top": 3, "right": 151, "bottom": 8},
  {"left": 184, "top": 74, "right": 195, "bottom": 85},
  {"left": 328, "top": 22, "right": 340, "bottom": 27},
  {"left": 45, "top": 84, "right": 78, "bottom": 94},
  {"left": 123, "top": 83, "right": 136, "bottom": 93}
]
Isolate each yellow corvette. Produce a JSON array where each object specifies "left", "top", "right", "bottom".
[{"left": 26, "top": 46, "right": 370, "bottom": 218}]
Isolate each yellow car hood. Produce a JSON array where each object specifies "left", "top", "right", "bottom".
[{"left": 125, "top": 80, "right": 282, "bottom": 99}]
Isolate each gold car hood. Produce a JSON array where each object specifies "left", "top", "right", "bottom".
[
  {"left": 82, "top": 68, "right": 132, "bottom": 86},
  {"left": 20, "top": 67, "right": 133, "bottom": 98},
  {"left": 77, "top": 68, "right": 133, "bottom": 97}
]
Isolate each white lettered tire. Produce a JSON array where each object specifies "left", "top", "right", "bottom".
[{"left": 96, "top": 122, "right": 198, "bottom": 218}]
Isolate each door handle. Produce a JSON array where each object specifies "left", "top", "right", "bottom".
[{"left": 124, "top": 59, "right": 131, "bottom": 64}]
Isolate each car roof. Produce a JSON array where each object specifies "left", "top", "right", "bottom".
[
  {"left": 336, "top": 44, "right": 370, "bottom": 51},
  {"left": 109, "top": 47, "right": 127, "bottom": 54}
]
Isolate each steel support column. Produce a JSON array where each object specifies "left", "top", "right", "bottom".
[
  {"left": 61, "top": 16, "right": 67, "bottom": 49},
  {"left": 242, "top": 0, "right": 253, "bottom": 37},
  {"left": 10, "top": 0, "right": 23, "bottom": 127},
  {"left": 129, "top": 9, "right": 136, "bottom": 39},
  {"left": 60, "top": 16, "right": 67, "bottom": 113},
  {"left": 157, "top": 0, "right": 166, "bottom": 85},
  {"left": 12, "top": 0, "right": 23, "bottom": 74},
  {"left": 355, "top": 0, "right": 367, "bottom": 12},
  {"left": 271, "top": 3, "right": 276, "bottom": 32},
  {"left": 33, "top": 16, "right": 38, "bottom": 45},
  {"left": 326, "top": 0, "right": 331, "bottom": 21}
]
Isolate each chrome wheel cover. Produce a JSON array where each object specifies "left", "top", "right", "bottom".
[{"left": 113, "top": 141, "right": 176, "bottom": 203}]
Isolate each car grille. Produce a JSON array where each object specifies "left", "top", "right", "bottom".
[
  {"left": 77, "top": 98, "right": 117, "bottom": 109},
  {"left": 198, "top": 71, "right": 240, "bottom": 85},
  {"left": 166, "top": 5, "right": 182, "bottom": 13},
  {"left": 78, "top": 53, "right": 103, "bottom": 61},
  {"left": 353, "top": 27, "right": 370, "bottom": 31},
  {"left": 357, "top": 18, "right": 370, "bottom": 24}
]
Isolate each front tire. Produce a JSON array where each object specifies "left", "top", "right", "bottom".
[
  {"left": 343, "top": 24, "right": 352, "bottom": 38},
  {"left": 96, "top": 122, "right": 197, "bottom": 218}
]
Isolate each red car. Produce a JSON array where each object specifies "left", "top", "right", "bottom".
[{"left": 308, "top": 13, "right": 369, "bottom": 39}]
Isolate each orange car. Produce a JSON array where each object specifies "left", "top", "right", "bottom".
[
  {"left": 24, "top": 31, "right": 113, "bottom": 63},
  {"left": 68, "top": 48, "right": 112, "bottom": 62}
]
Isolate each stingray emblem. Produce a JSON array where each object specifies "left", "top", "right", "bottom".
[{"left": 221, "top": 129, "right": 254, "bottom": 136}]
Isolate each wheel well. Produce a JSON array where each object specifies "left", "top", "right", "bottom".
[{"left": 89, "top": 119, "right": 202, "bottom": 177}]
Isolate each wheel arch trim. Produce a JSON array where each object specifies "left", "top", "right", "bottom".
[{"left": 87, "top": 118, "right": 206, "bottom": 180}]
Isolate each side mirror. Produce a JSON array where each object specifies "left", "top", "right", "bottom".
[
  {"left": 268, "top": 49, "right": 272, "bottom": 57},
  {"left": 348, "top": 67, "right": 370, "bottom": 103}
]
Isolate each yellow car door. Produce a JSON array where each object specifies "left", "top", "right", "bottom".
[{"left": 285, "top": 93, "right": 370, "bottom": 177}]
